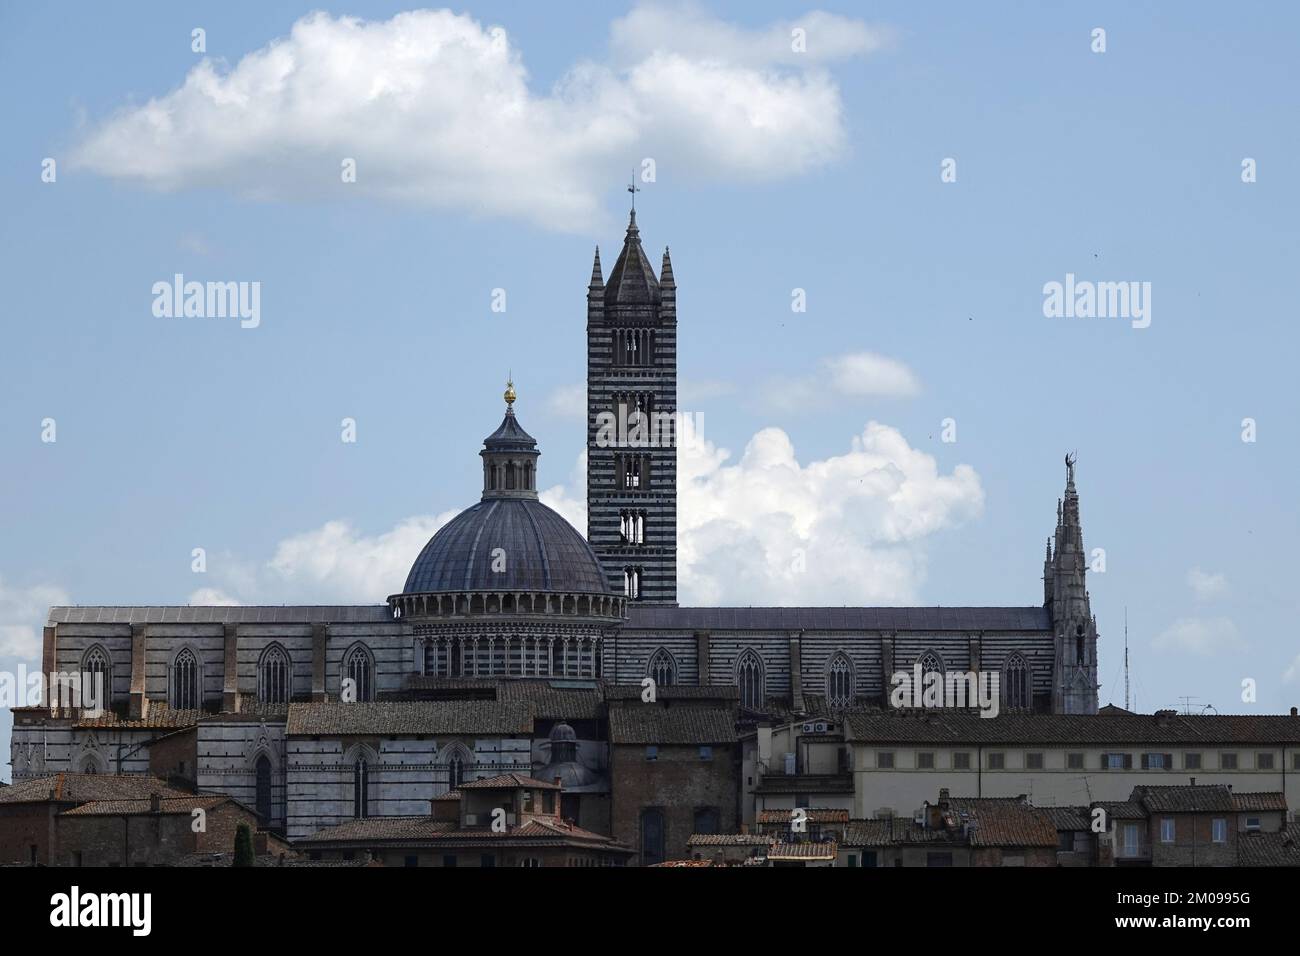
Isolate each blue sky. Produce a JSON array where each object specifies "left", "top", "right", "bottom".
[{"left": 2, "top": 2, "right": 1298, "bottom": 769}]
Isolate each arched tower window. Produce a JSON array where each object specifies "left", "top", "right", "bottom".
[
  {"left": 827, "top": 652, "right": 854, "bottom": 709},
  {"left": 624, "top": 567, "right": 643, "bottom": 600},
  {"left": 737, "top": 649, "right": 766, "bottom": 711},
  {"left": 648, "top": 648, "right": 676, "bottom": 687},
  {"left": 258, "top": 644, "right": 291, "bottom": 703},
  {"left": 81, "top": 645, "right": 110, "bottom": 709},
  {"left": 1005, "top": 653, "right": 1030, "bottom": 710},
  {"left": 171, "top": 648, "right": 199, "bottom": 711},
  {"left": 346, "top": 645, "right": 375, "bottom": 702},
  {"left": 917, "top": 651, "right": 943, "bottom": 708}
]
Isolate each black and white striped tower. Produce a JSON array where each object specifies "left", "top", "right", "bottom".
[{"left": 586, "top": 203, "right": 678, "bottom": 604}]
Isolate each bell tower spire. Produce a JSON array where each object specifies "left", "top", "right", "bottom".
[{"left": 1048, "top": 453, "right": 1099, "bottom": 714}]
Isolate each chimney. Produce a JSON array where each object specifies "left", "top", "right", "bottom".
[
  {"left": 1291, "top": 706, "right": 1297, "bottom": 717},
  {"left": 149, "top": 793, "right": 161, "bottom": 813},
  {"left": 1189, "top": 777, "right": 1196, "bottom": 787}
]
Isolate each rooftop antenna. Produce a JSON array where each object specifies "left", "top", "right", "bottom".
[{"left": 1124, "top": 608, "right": 1130, "bottom": 712}]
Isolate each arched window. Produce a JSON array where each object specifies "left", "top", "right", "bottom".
[
  {"left": 1005, "top": 653, "right": 1030, "bottom": 710},
  {"left": 258, "top": 644, "right": 291, "bottom": 703},
  {"left": 827, "top": 652, "right": 854, "bottom": 709},
  {"left": 440, "top": 741, "right": 474, "bottom": 793},
  {"left": 624, "top": 567, "right": 642, "bottom": 600},
  {"left": 737, "top": 649, "right": 765, "bottom": 711},
  {"left": 81, "top": 645, "right": 110, "bottom": 710},
  {"left": 345, "top": 645, "right": 374, "bottom": 702},
  {"left": 171, "top": 648, "right": 199, "bottom": 711},
  {"left": 505, "top": 461, "right": 517, "bottom": 490},
  {"left": 255, "top": 755, "right": 273, "bottom": 822},
  {"left": 648, "top": 648, "right": 676, "bottom": 687},
  {"left": 352, "top": 758, "right": 370, "bottom": 819},
  {"left": 448, "top": 753, "right": 465, "bottom": 791},
  {"left": 917, "top": 651, "right": 943, "bottom": 709}
]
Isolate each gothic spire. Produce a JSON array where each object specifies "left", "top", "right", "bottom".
[{"left": 604, "top": 208, "right": 660, "bottom": 305}]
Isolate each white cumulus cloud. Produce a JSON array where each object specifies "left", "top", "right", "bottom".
[
  {"left": 675, "top": 416, "right": 981, "bottom": 604},
  {"left": 71, "top": 5, "right": 886, "bottom": 231}
]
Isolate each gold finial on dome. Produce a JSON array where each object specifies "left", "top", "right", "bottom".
[{"left": 504, "top": 374, "right": 516, "bottom": 409}]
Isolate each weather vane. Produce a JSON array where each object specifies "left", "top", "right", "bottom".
[{"left": 628, "top": 170, "right": 640, "bottom": 212}]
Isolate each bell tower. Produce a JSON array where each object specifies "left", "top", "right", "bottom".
[{"left": 586, "top": 202, "right": 678, "bottom": 604}]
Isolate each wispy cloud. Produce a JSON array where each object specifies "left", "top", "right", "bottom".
[
  {"left": 1187, "top": 567, "right": 1229, "bottom": 601},
  {"left": 1152, "top": 616, "right": 1244, "bottom": 656}
]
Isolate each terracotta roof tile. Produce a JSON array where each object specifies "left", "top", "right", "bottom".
[
  {"left": 768, "top": 841, "right": 837, "bottom": 861},
  {"left": 61, "top": 795, "right": 231, "bottom": 816},
  {"left": 1133, "top": 785, "right": 1235, "bottom": 814},
  {"left": 686, "top": 834, "right": 774, "bottom": 847},
  {"left": 607, "top": 706, "right": 736, "bottom": 745},
  {"left": 458, "top": 773, "right": 560, "bottom": 790},
  {"left": 0, "top": 773, "right": 184, "bottom": 805},
  {"left": 286, "top": 700, "right": 534, "bottom": 736},
  {"left": 946, "top": 798, "right": 1059, "bottom": 848},
  {"left": 1231, "top": 791, "right": 1288, "bottom": 812},
  {"left": 1237, "top": 825, "right": 1300, "bottom": 866}
]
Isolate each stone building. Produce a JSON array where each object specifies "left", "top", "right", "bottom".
[
  {"left": 840, "top": 708, "right": 1300, "bottom": 821},
  {"left": 55, "top": 793, "right": 261, "bottom": 867},
  {"left": 607, "top": 690, "right": 739, "bottom": 866}
]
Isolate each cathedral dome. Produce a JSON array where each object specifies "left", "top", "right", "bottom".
[
  {"left": 396, "top": 384, "right": 613, "bottom": 602},
  {"left": 402, "top": 497, "right": 608, "bottom": 594}
]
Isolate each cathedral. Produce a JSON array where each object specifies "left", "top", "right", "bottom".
[{"left": 9, "top": 208, "right": 1101, "bottom": 845}]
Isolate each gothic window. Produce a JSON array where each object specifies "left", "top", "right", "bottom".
[
  {"left": 827, "top": 652, "right": 854, "bottom": 709},
  {"left": 346, "top": 645, "right": 375, "bottom": 702},
  {"left": 81, "top": 645, "right": 110, "bottom": 708},
  {"left": 258, "top": 644, "right": 291, "bottom": 703},
  {"left": 442, "top": 742, "right": 474, "bottom": 792},
  {"left": 255, "top": 755, "right": 272, "bottom": 822},
  {"left": 353, "top": 758, "right": 370, "bottom": 819},
  {"left": 917, "top": 651, "right": 943, "bottom": 708},
  {"left": 1005, "top": 653, "right": 1030, "bottom": 710},
  {"left": 648, "top": 648, "right": 676, "bottom": 687},
  {"left": 737, "top": 649, "right": 765, "bottom": 711},
  {"left": 171, "top": 648, "right": 199, "bottom": 711}
]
